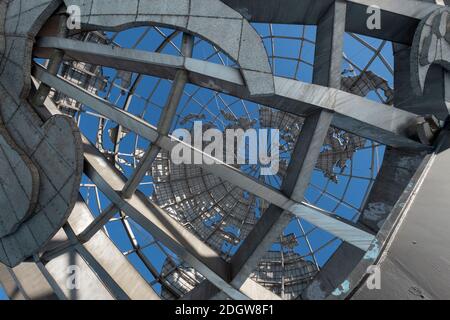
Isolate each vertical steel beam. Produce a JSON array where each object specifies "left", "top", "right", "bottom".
[
  {"left": 209, "top": 1, "right": 346, "bottom": 299},
  {"left": 122, "top": 33, "right": 195, "bottom": 199}
]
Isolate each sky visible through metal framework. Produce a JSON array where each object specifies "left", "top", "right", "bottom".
[
  {"left": 29, "top": 21, "right": 395, "bottom": 299},
  {"left": 2, "top": 0, "right": 450, "bottom": 302}
]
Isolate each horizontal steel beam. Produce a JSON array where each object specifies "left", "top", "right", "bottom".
[
  {"left": 82, "top": 135, "right": 249, "bottom": 300},
  {"left": 34, "top": 65, "right": 376, "bottom": 251},
  {"left": 221, "top": 0, "right": 442, "bottom": 44},
  {"left": 122, "top": 33, "right": 194, "bottom": 199},
  {"left": 35, "top": 37, "right": 426, "bottom": 150}
]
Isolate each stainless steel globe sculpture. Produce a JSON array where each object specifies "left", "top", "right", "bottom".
[{"left": 0, "top": 0, "right": 449, "bottom": 300}]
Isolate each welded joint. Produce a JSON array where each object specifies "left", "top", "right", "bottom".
[{"left": 415, "top": 115, "right": 442, "bottom": 146}]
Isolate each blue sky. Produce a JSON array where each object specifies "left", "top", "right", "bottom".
[
  {"left": 75, "top": 23, "right": 392, "bottom": 296},
  {"left": 2, "top": 23, "right": 393, "bottom": 299},
  {"left": 0, "top": 286, "right": 7, "bottom": 300}
]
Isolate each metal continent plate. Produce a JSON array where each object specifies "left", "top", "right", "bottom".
[{"left": 0, "top": 0, "right": 83, "bottom": 267}]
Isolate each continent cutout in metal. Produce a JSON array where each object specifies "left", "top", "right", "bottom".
[
  {"left": 0, "top": 0, "right": 83, "bottom": 267},
  {"left": 411, "top": 7, "right": 450, "bottom": 95},
  {"left": 64, "top": 0, "right": 275, "bottom": 97}
]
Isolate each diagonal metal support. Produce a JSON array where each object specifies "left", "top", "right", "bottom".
[
  {"left": 122, "top": 33, "right": 194, "bottom": 199},
  {"left": 222, "top": 0, "right": 442, "bottom": 44},
  {"left": 33, "top": 65, "right": 375, "bottom": 251}
]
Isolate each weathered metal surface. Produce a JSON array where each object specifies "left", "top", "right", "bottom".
[
  {"left": 304, "top": 3, "right": 450, "bottom": 300},
  {"left": 0, "top": 117, "right": 39, "bottom": 238},
  {"left": 352, "top": 129, "right": 450, "bottom": 300},
  {"left": 63, "top": 0, "right": 274, "bottom": 97},
  {"left": 0, "top": 196, "right": 160, "bottom": 300},
  {"left": 34, "top": 37, "right": 426, "bottom": 149},
  {"left": 411, "top": 7, "right": 450, "bottom": 95},
  {"left": 222, "top": 0, "right": 442, "bottom": 44},
  {"left": 0, "top": 0, "right": 83, "bottom": 267}
]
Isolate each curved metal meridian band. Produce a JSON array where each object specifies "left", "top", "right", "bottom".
[{"left": 64, "top": 0, "right": 274, "bottom": 97}]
